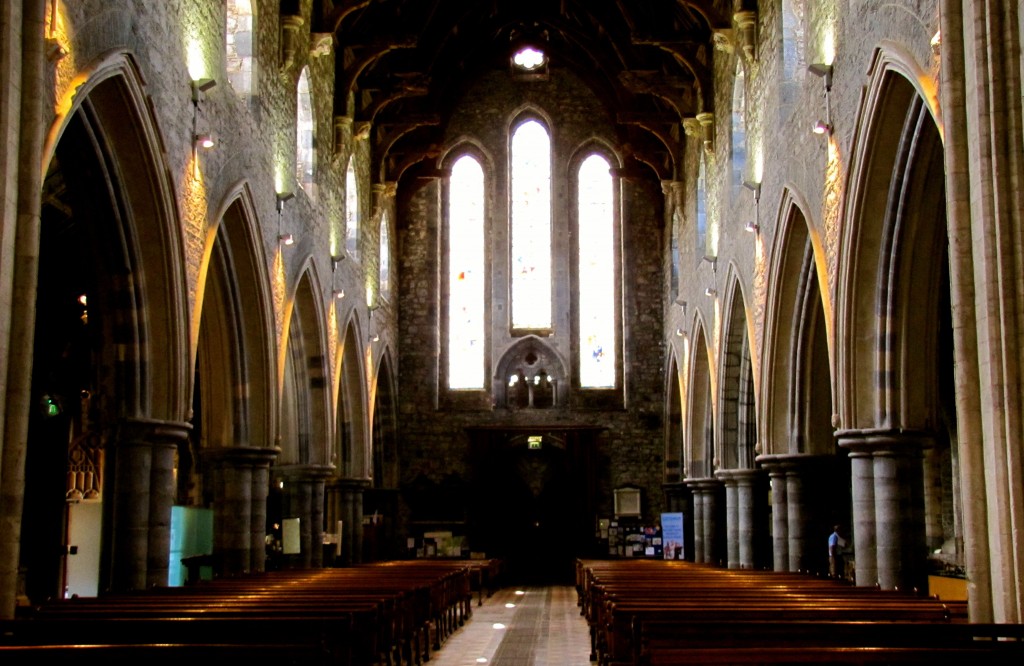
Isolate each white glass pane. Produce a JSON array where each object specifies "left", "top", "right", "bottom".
[
  {"left": 511, "top": 120, "right": 551, "bottom": 329},
  {"left": 448, "top": 156, "right": 485, "bottom": 389},
  {"left": 226, "top": 0, "right": 254, "bottom": 95},
  {"left": 379, "top": 212, "right": 390, "bottom": 300},
  {"left": 296, "top": 68, "right": 314, "bottom": 193},
  {"left": 578, "top": 154, "right": 616, "bottom": 388},
  {"left": 346, "top": 158, "right": 359, "bottom": 259}
]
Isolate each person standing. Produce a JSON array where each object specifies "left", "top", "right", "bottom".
[{"left": 828, "top": 525, "right": 845, "bottom": 578}]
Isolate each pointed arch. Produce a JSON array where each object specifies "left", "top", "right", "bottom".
[
  {"left": 719, "top": 274, "right": 757, "bottom": 470},
  {"left": 664, "top": 353, "right": 685, "bottom": 484},
  {"left": 337, "top": 319, "right": 370, "bottom": 479},
  {"left": 686, "top": 319, "right": 715, "bottom": 479},
  {"left": 26, "top": 53, "right": 190, "bottom": 597},
  {"left": 760, "top": 190, "right": 833, "bottom": 456},
  {"left": 197, "top": 183, "right": 277, "bottom": 452},
  {"left": 279, "top": 268, "right": 331, "bottom": 466}
]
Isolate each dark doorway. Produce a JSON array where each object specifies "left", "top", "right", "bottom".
[{"left": 467, "top": 426, "right": 600, "bottom": 585}]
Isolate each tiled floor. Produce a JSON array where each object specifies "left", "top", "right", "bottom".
[{"left": 429, "top": 585, "right": 593, "bottom": 666}]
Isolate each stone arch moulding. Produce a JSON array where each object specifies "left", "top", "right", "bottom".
[
  {"left": 335, "top": 318, "right": 371, "bottom": 480},
  {"left": 663, "top": 353, "right": 685, "bottom": 484},
  {"left": 718, "top": 269, "right": 757, "bottom": 470},
  {"left": 685, "top": 315, "right": 716, "bottom": 478},
  {"left": 493, "top": 335, "right": 568, "bottom": 409},
  {"left": 43, "top": 49, "right": 190, "bottom": 422},
  {"left": 200, "top": 181, "right": 279, "bottom": 448},
  {"left": 759, "top": 188, "right": 832, "bottom": 456},
  {"left": 836, "top": 48, "right": 943, "bottom": 431}
]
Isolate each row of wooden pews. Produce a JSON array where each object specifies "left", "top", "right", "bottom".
[
  {"left": 0, "top": 560, "right": 474, "bottom": 665},
  {"left": 576, "top": 559, "right": 1024, "bottom": 665}
]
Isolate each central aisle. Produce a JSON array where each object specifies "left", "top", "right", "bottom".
[{"left": 429, "top": 585, "right": 593, "bottom": 665}]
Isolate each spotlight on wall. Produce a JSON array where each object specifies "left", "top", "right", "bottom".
[
  {"left": 193, "top": 132, "right": 216, "bottom": 149},
  {"left": 808, "top": 63, "right": 834, "bottom": 136},
  {"left": 701, "top": 256, "right": 717, "bottom": 272},
  {"left": 372, "top": 334, "right": 380, "bottom": 342},
  {"left": 276, "top": 191, "right": 296, "bottom": 212},
  {"left": 333, "top": 288, "right": 345, "bottom": 299},
  {"left": 742, "top": 180, "right": 761, "bottom": 202},
  {"left": 191, "top": 77, "right": 217, "bottom": 103},
  {"left": 704, "top": 287, "right": 717, "bottom": 297},
  {"left": 278, "top": 233, "right": 295, "bottom": 246},
  {"left": 744, "top": 221, "right": 760, "bottom": 234},
  {"left": 812, "top": 119, "right": 833, "bottom": 136},
  {"left": 330, "top": 255, "right": 344, "bottom": 272},
  {"left": 675, "top": 328, "right": 685, "bottom": 337},
  {"left": 807, "top": 63, "right": 833, "bottom": 91}
]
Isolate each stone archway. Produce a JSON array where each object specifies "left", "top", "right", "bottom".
[
  {"left": 837, "top": 67, "right": 953, "bottom": 593},
  {"left": 18, "top": 62, "right": 190, "bottom": 604}
]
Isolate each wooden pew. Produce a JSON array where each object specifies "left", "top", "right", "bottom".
[
  {"left": 1, "top": 561, "right": 475, "bottom": 666},
  {"left": 575, "top": 559, "right": 1024, "bottom": 666}
]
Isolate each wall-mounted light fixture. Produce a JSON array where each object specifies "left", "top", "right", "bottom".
[
  {"left": 190, "top": 78, "right": 216, "bottom": 164},
  {"left": 701, "top": 256, "right": 717, "bottom": 272},
  {"left": 704, "top": 287, "right": 717, "bottom": 297},
  {"left": 276, "top": 191, "right": 295, "bottom": 212},
  {"left": 371, "top": 333, "right": 380, "bottom": 342},
  {"left": 276, "top": 192, "right": 295, "bottom": 247},
  {"left": 743, "top": 180, "right": 761, "bottom": 234},
  {"left": 329, "top": 254, "right": 345, "bottom": 298},
  {"left": 678, "top": 300, "right": 688, "bottom": 318},
  {"left": 675, "top": 328, "right": 685, "bottom": 337},
  {"left": 808, "top": 63, "right": 834, "bottom": 137},
  {"left": 193, "top": 132, "right": 216, "bottom": 150}
]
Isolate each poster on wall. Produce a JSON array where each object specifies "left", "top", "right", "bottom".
[{"left": 661, "top": 512, "right": 684, "bottom": 560}]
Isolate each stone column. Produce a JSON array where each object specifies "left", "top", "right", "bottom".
[
  {"left": 204, "top": 446, "right": 278, "bottom": 577},
  {"left": 686, "top": 479, "right": 721, "bottom": 565},
  {"left": 718, "top": 469, "right": 764, "bottom": 569},
  {"left": 838, "top": 429, "right": 928, "bottom": 591},
  {"left": 758, "top": 454, "right": 833, "bottom": 574},
  {"left": 761, "top": 461, "right": 789, "bottom": 571},
  {"left": 110, "top": 418, "right": 191, "bottom": 592},
  {"left": 327, "top": 478, "right": 371, "bottom": 566},
  {"left": 275, "top": 465, "right": 333, "bottom": 569}
]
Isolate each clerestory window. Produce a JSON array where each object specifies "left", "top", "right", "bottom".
[
  {"left": 577, "top": 154, "right": 616, "bottom": 388},
  {"left": 510, "top": 119, "right": 552, "bottom": 331},
  {"left": 345, "top": 156, "right": 359, "bottom": 259},
  {"left": 447, "top": 155, "right": 486, "bottom": 390},
  {"left": 225, "top": 0, "right": 255, "bottom": 96},
  {"left": 296, "top": 67, "right": 314, "bottom": 197}
]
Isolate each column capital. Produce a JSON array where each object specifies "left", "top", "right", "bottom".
[
  {"left": 117, "top": 417, "right": 192, "bottom": 446},
  {"left": 203, "top": 445, "right": 280, "bottom": 468},
  {"left": 835, "top": 428, "right": 933, "bottom": 456},
  {"left": 755, "top": 453, "right": 834, "bottom": 472},
  {"left": 273, "top": 463, "right": 336, "bottom": 481},
  {"left": 328, "top": 477, "right": 372, "bottom": 492},
  {"left": 685, "top": 476, "right": 723, "bottom": 492},
  {"left": 715, "top": 468, "right": 764, "bottom": 485}
]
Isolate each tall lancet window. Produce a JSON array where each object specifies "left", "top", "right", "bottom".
[
  {"left": 345, "top": 156, "right": 359, "bottom": 259},
  {"left": 226, "top": 0, "right": 255, "bottom": 95},
  {"left": 510, "top": 119, "right": 552, "bottom": 330},
  {"left": 296, "top": 67, "right": 314, "bottom": 196},
  {"left": 448, "top": 155, "right": 486, "bottom": 389},
  {"left": 578, "top": 154, "right": 616, "bottom": 388},
  {"left": 379, "top": 210, "right": 391, "bottom": 301}
]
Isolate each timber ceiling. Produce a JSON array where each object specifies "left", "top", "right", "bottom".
[{"left": 311, "top": 0, "right": 735, "bottom": 183}]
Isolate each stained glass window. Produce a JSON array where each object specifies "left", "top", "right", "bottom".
[
  {"left": 510, "top": 120, "right": 552, "bottom": 329},
  {"left": 379, "top": 210, "right": 390, "bottom": 301},
  {"left": 345, "top": 156, "right": 359, "bottom": 259},
  {"left": 448, "top": 155, "right": 486, "bottom": 389},
  {"left": 296, "top": 67, "right": 314, "bottom": 195},
  {"left": 226, "top": 0, "right": 254, "bottom": 95},
  {"left": 578, "top": 154, "right": 616, "bottom": 388}
]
